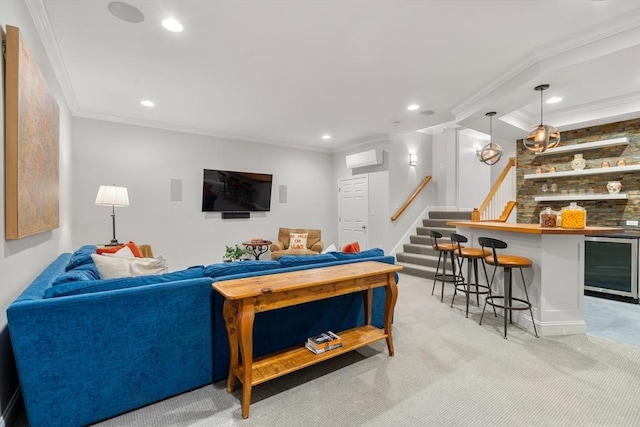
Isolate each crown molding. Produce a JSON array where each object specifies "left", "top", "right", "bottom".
[
  {"left": 450, "top": 10, "right": 640, "bottom": 120},
  {"left": 330, "top": 135, "right": 390, "bottom": 154},
  {"left": 74, "top": 110, "right": 335, "bottom": 154},
  {"left": 25, "top": 0, "right": 80, "bottom": 113},
  {"left": 502, "top": 92, "right": 640, "bottom": 132}
]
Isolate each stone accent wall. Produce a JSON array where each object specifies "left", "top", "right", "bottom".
[{"left": 516, "top": 118, "right": 640, "bottom": 230}]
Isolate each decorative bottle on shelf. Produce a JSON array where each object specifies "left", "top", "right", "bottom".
[
  {"left": 607, "top": 181, "right": 622, "bottom": 194},
  {"left": 570, "top": 153, "right": 586, "bottom": 170},
  {"left": 561, "top": 202, "right": 586, "bottom": 229}
]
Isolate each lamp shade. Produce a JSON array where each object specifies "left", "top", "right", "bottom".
[
  {"left": 478, "top": 111, "right": 503, "bottom": 165},
  {"left": 523, "top": 84, "right": 560, "bottom": 153},
  {"left": 95, "top": 185, "right": 129, "bottom": 207},
  {"left": 523, "top": 124, "right": 560, "bottom": 153},
  {"left": 478, "top": 142, "right": 503, "bottom": 165}
]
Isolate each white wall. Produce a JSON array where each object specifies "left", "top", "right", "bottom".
[
  {"left": 457, "top": 129, "right": 491, "bottom": 210},
  {"left": 388, "top": 132, "right": 434, "bottom": 248},
  {"left": 331, "top": 132, "right": 434, "bottom": 253},
  {"left": 72, "top": 118, "right": 336, "bottom": 270},
  {"left": 492, "top": 136, "right": 517, "bottom": 186},
  {"left": 430, "top": 128, "right": 458, "bottom": 209},
  {"left": 0, "top": 1, "right": 74, "bottom": 423}
]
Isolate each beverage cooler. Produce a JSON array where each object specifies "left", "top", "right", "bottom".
[{"left": 585, "top": 234, "right": 640, "bottom": 303}]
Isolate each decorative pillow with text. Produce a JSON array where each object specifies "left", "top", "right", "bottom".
[{"left": 289, "top": 233, "right": 308, "bottom": 249}]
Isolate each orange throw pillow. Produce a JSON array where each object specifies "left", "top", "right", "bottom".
[
  {"left": 97, "top": 241, "right": 143, "bottom": 258},
  {"left": 342, "top": 242, "right": 361, "bottom": 254}
]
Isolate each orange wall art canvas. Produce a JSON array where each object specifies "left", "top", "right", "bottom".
[{"left": 4, "top": 25, "right": 59, "bottom": 239}]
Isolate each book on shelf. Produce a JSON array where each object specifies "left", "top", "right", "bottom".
[
  {"left": 305, "top": 341, "right": 343, "bottom": 354},
  {"left": 306, "top": 331, "right": 341, "bottom": 351}
]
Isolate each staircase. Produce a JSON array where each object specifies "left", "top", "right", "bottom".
[{"left": 395, "top": 210, "right": 472, "bottom": 279}]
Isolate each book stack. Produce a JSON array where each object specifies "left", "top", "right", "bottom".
[{"left": 305, "top": 331, "right": 342, "bottom": 354}]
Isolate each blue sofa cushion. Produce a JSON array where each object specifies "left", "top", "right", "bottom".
[
  {"left": 278, "top": 253, "right": 337, "bottom": 268},
  {"left": 65, "top": 245, "right": 97, "bottom": 271},
  {"left": 44, "top": 266, "right": 206, "bottom": 298},
  {"left": 330, "top": 248, "right": 385, "bottom": 260},
  {"left": 204, "top": 260, "right": 281, "bottom": 278},
  {"left": 52, "top": 266, "right": 100, "bottom": 285}
]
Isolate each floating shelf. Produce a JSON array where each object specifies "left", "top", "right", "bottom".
[
  {"left": 534, "top": 137, "right": 629, "bottom": 156},
  {"left": 524, "top": 164, "right": 640, "bottom": 180},
  {"left": 534, "top": 193, "right": 629, "bottom": 202}
]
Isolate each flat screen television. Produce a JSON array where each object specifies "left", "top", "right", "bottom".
[{"left": 202, "top": 169, "right": 273, "bottom": 212}]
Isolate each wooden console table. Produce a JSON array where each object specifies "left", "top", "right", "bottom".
[{"left": 213, "top": 261, "right": 402, "bottom": 418}]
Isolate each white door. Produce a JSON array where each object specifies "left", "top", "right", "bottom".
[{"left": 338, "top": 175, "right": 369, "bottom": 250}]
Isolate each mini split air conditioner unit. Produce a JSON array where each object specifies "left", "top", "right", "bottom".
[{"left": 345, "top": 149, "right": 383, "bottom": 169}]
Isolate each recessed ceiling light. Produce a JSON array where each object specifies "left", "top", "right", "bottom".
[
  {"left": 547, "top": 97, "right": 562, "bottom": 104},
  {"left": 322, "top": 134, "right": 331, "bottom": 140},
  {"left": 140, "top": 100, "right": 155, "bottom": 107},
  {"left": 107, "top": 1, "right": 145, "bottom": 23},
  {"left": 420, "top": 110, "right": 435, "bottom": 116},
  {"left": 407, "top": 104, "right": 420, "bottom": 111},
  {"left": 162, "top": 18, "right": 183, "bottom": 32}
]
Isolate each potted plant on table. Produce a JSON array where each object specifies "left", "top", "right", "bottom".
[{"left": 223, "top": 244, "right": 247, "bottom": 262}]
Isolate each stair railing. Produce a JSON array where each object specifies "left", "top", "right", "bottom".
[
  {"left": 472, "top": 157, "right": 516, "bottom": 222},
  {"left": 391, "top": 175, "right": 432, "bottom": 221}
]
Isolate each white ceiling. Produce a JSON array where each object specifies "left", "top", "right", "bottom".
[{"left": 26, "top": 0, "right": 640, "bottom": 152}]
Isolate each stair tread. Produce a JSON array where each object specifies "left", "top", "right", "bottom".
[
  {"left": 397, "top": 262, "right": 437, "bottom": 271},
  {"left": 396, "top": 210, "right": 469, "bottom": 279}
]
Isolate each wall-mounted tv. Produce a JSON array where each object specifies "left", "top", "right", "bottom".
[{"left": 202, "top": 169, "right": 273, "bottom": 212}]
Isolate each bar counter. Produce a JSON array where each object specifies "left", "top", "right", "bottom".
[
  {"left": 446, "top": 221, "right": 623, "bottom": 336},
  {"left": 447, "top": 221, "right": 624, "bottom": 236}
]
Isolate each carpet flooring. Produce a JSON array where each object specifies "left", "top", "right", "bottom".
[{"left": 12, "top": 273, "right": 640, "bottom": 426}]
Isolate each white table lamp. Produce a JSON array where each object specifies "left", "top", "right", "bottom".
[{"left": 95, "top": 185, "right": 129, "bottom": 246}]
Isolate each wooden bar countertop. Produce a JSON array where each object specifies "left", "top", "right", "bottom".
[{"left": 447, "top": 221, "right": 624, "bottom": 235}]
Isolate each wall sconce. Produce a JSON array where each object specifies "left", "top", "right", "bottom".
[{"left": 409, "top": 153, "right": 418, "bottom": 166}]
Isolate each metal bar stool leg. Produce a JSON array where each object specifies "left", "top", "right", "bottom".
[
  {"left": 441, "top": 251, "right": 451, "bottom": 302},
  {"left": 503, "top": 267, "right": 512, "bottom": 339},
  {"left": 479, "top": 263, "right": 498, "bottom": 325},
  {"left": 465, "top": 258, "right": 471, "bottom": 316},
  {"left": 520, "top": 268, "right": 539, "bottom": 338},
  {"left": 450, "top": 251, "right": 467, "bottom": 312},
  {"left": 431, "top": 251, "right": 443, "bottom": 296}
]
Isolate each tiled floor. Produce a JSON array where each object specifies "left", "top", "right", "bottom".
[{"left": 584, "top": 294, "right": 640, "bottom": 347}]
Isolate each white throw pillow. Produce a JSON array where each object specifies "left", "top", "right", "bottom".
[
  {"left": 289, "top": 233, "right": 308, "bottom": 249},
  {"left": 322, "top": 243, "right": 337, "bottom": 254},
  {"left": 91, "top": 254, "right": 168, "bottom": 279}
]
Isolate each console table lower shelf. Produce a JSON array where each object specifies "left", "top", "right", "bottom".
[
  {"left": 232, "top": 325, "right": 387, "bottom": 386},
  {"left": 213, "top": 261, "right": 402, "bottom": 419}
]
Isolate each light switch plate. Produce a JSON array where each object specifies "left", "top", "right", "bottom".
[{"left": 626, "top": 220, "right": 639, "bottom": 226}]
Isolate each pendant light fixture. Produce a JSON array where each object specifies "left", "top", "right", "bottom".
[
  {"left": 477, "top": 112, "right": 503, "bottom": 165},
  {"left": 523, "top": 84, "right": 560, "bottom": 153}
]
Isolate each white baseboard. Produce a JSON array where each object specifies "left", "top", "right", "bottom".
[
  {"left": 509, "top": 311, "right": 586, "bottom": 336},
  {"left": 0, "top": 387, "right": 22, "bottom": 427}
]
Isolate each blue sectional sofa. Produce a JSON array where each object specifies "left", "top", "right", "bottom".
[{"left": 7, "top": 246, "right": 397, "bottom": 427}]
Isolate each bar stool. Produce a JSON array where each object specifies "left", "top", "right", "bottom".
[
  {"left": 430, "top": 231, "right": 464, "bottom": 302},
  {"left": 449, "top": 233, "right": 495, "bottom": 318},
  {"left": 478, "top": 237, "right": 539, "bottom": 339}
]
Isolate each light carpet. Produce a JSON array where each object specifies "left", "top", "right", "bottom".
[{"left": 18, "top": 273, "right": 640, "bottom": 426}]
